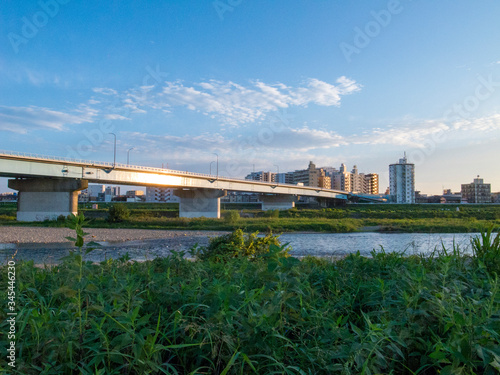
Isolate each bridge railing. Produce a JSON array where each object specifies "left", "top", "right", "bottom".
[{"left": 0, "top": 149, "right": 348, "bottom": 193}]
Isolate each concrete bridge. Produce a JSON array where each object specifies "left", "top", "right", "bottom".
[{"left": 0, "top": 150, "right": 350, "bottom": 221}]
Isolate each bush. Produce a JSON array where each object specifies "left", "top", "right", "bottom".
[
  {"left": 195, "top": 229, "right": 290, "bottom": 262},
  {"left": 223, "top": 210, "right": 240, "bottom": 224},
  {"left": 107, "top": 204, "right": 130, "bottom": 223},
  {"left": 264, "top": 209, "right": 280, "bottom": 218}
]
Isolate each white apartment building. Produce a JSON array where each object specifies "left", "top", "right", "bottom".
[
  {"left": 389, "top": 154, "right": 415, "bottom": 203},
  {"left": 145, "top": 187, "right": 180, "bottom": 203}
]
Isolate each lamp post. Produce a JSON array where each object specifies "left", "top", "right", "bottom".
[
  {"left": 212, "top": 153, "right": 218, "bottom": 179},
  {"left": 210, "top": 161, "right": 216, "bottom": 175},
  {"left": 127, "top": 147, "right": 134, "bottom": 166},
  {"left": 109, "top": 133, "right": 116, "bottom": 168}
]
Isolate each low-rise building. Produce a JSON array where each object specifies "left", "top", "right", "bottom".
[
  {"left": 245, "top": 171, "right": 276, "bottom": 183},
  {"left": 461, "top": 176, "right": 491, "bottom": 203},
  {"left": 145, "top": 187, "right": 180, "bottom": 203},
  {"left": 221, "top": 192, "right": 259, "bottom": 203},
  {"left": 0, "top": 192, "right": 17, "bottom": 202}
]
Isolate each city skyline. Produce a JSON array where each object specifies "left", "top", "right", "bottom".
[{"left": 1, "top": 1, "right": 500, "bottom": 195}]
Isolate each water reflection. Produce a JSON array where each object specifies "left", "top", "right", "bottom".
[{"left": 0, "top": 232, "right": 479, "bottom": 265}]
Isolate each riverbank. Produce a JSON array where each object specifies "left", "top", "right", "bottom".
[
  {"left": 0, "top": 202, "right": 499, "bottom": 233},
  {"left": 1, "top": 230, "right": 499, "bottom": 374}
]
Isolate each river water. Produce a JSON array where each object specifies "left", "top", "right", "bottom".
[{"left": 0, "top": 232, "right": 479, "bottom": 264}]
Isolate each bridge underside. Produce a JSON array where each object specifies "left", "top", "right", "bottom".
[
  {"left": 259, "top": 194, "right": 296, "bottom": 211},
  {"left": 8, "top": 178, "right": 88, "bottom": 222},
  {"left": 5, "top": 175, "right": 349, "bottom": 222}
]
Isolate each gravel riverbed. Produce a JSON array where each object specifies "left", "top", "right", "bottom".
[
  {"left": 0, "top": 226, "right": 229, "bottom": 264},
  {"left": 0, "top": 226, "right": 228, "bottom": 244}
]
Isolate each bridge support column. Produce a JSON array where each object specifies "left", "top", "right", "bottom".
[
  {"left": 260, "top": 194, "right": 296, "bottom": 211},
  {"left": 8, "top": 178, "right": 88, "bottom": 222},
  {"left": 174, "top": 189, "right": 226, "bottom": 218}
]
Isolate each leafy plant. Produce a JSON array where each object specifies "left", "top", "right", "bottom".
[
  {"left": 107, "top": 203, "right": 130, "bottom": 223},
  {"left": 195, "top": 229, "right": 290, "bottom": 262},
  {"left": 223, "top": 210, "right": 240, "bottom": 224},
  {"left": 471, "top": 226, "right": 500, "bottom": 274}
]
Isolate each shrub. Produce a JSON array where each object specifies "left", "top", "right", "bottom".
[
  {"left": 264, "top": 209, "right": 280, "bottom": 218},
  {"left": 107, "top": 204, "right": 130, "bottom": 223},
  {"left": 195, "top": 229, "right": 290, "bottom": 262},
  {"left": 223, "top": 210, "right": 240, "bottom": 224}
]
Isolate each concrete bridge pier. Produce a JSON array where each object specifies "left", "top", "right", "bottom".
[
  {"left": 174, "top": 189, "right": 226, "bottom": 218},
  {"left": 8, "top": 178, "right": 88, "bottom": 222},
  {"left": 260, "top": 194, "right": 296, "bottom": 211}
]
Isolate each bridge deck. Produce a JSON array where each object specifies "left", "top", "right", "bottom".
[{"left": 0, "top": 150, "right": 348, "bottom": 199}]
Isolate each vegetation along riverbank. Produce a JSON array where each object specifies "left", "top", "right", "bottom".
[
  {"left": 0, "top": 202, "right": 499, "bottom": 233},
  {"left": 1, "top": 216, "right": 499, "bottom": 374}
]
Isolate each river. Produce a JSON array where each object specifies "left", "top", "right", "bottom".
[{"left": 0, "top": 232, "right": 480, "bottom": 264}]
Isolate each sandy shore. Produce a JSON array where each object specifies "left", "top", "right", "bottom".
[{"left": 0, "top": 226, "right": 227, "bottom": 244}]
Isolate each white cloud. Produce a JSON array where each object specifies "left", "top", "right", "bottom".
[
  {"left": 452, "top": 114, "right": 500, "bottom": 132},
  {"left": 0, "top": 105, "right": 96, "bottom": 134},
  {"left": 353, "top": 120, "right": 450, "bottom": 147},
  {"left": 124, "top": 132, "right": 226, "bottom": 152},
  {"left": 104, "top": 114, "right": 130, "bottom": 120},
  {"left": 239, "top": 127, "right": 346, "bottom": 151},
  {"left": 89, "top": 77, "right": 360, "bottom": 127},
  {"left": 156, "top": 77, "right": 361, "bottom": 126},
  {"left": 92, "top": 87, "right": 118, "bottom": 95},
  {"left": 350, "top": 115, "right": 500, "bottom": 148}
]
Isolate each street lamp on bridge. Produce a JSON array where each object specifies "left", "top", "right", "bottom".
[
  {"left": 212, "top": 153, "right": 218, "bottom": 179},
  {"left": 127, "top": 147, "right": 134, "bottom": 166},
  {"left": 108, "top": 133, "right": 116, "bottom": 168}
]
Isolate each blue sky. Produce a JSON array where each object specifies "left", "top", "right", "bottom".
[{"left": 1, "top": 0, "right": 499, "bottom": 194}]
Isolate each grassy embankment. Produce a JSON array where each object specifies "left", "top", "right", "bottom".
[
  {"left": 0, "top": 202, "right": 499, "bottom": 233},
  {"left": 1, "top": 221, "right": 500, "bottom": 374}
]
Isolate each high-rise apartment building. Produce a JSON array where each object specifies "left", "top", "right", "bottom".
[
  {"left": 245, "top": 162, "right": 376, "bottom": 193},
  {"left": 292, "top": 162, "right": 331, "bottom": 189},
  {"left": 461, "top": 176, "right": 491, "bottom": 203},
  {"left": 364, "top": 173, "right": 379, "bottom": 195},
  {"left": 327, "top": 164, "right": 379, "bottom": 194},
  {"left": 389, "top": 154, "right": 415, "bottom": 203}
]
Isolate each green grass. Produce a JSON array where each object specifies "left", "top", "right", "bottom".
[
  {"left": 0, "top": 202, "right": 499, "bottom": 233},
  {"left": 1, "top": 225, "right": 500, "bottom": 374}
]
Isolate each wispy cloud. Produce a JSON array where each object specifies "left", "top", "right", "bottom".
[
  {"left": 91, "top": 77, "right": 361, "bottom": 126},
  {"left": 0, "top": 105, "right": 96, "bottom": 134},
  {"left": 452, "top": 114, "right": 500, "bottom": 132},
  {"left": 353, "top": 120, "right": 450, "bottom": 147},
  {"left": 157, "top": 77, "right": 361, "bottom": 126},
  {"left": 123, "top": 113, "right": 499, "bottom": 161},
  {"left": 92, "top": 87, "right": 118, "bottom": 96}
]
